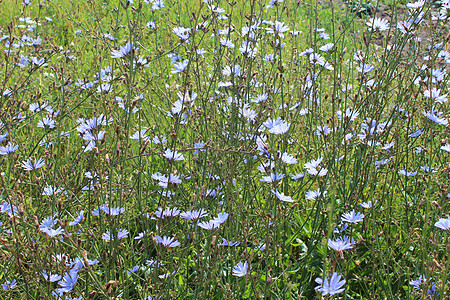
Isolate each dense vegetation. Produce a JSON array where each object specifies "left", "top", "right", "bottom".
[{"left": 0, "top": 0, "right": 449, "bottom": 299}]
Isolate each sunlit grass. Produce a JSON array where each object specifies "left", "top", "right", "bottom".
[{"left": 0, "top": 0, "right": 449, "bottom": 299}]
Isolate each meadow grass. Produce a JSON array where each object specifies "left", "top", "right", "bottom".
[{"left": 0, "top": 0, "right": 449, "bottom": 299}]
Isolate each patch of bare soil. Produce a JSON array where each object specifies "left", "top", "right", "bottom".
[{"left": 329, "top": 0, "right": 449, "bottom": 70}]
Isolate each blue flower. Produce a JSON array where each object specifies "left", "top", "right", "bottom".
[
  {"left": 56, "top": 268, "right": 79, "bottom": 295},
  {"left": 2, "top": 279, "right": 17, "bottom": 290},
  {"left": 232, "top": 261, "right": 249, "bottom": 277},
  {"left": 154, "top": 206, "right": 181, "bottom": 218},
  {"left": 117, "top": 229, "right": 129, "bottom": 240},
  {"left": 213, "top": 212, "right": 229, "bottom": 225},
  {"left": 327, "top": 235, "right": 355, "bottom": 251},
  {"left": 45, "top": 227, "right": 64, "bottom": 237},
  {"left": 0, "top": 142, "right": 18, "bottom": 155},
  {"left": 219, "top": 238, "right": 240, "bottom": 246},
  {"left": 171, "top": 59, "right": 189, "bottom": 73},
  {"left": 111, "top": 41, "right": 133, "bottom": 58},
  {"left": 269, "top": 120, "right": 290, "bottom": 135},
  {"left": 134, "top": 230, "right": 148, "bottom": 239},
  {"left": 271, "top": 189, "right": 294, "bottom": 202},
  {"left": 21, "top": 157, "right": 45, "bottom": 171},
  {"left": 154, "top": 235, "right": 181, "bottom": 248},
  {"left": 102, "top": 229, "right": 129, "bottom": 241},
  {"left": 409, "top": 274, "right": 436, "bottom": 295},
  {"left": 360, "top": 200, "right": 377, "bottom": 209},
  {"left": 127, "top": 265, "right": 140, "bottom": 275},
  {"left": 37, "top": 117, "right": 55, "bottom": 129},
  {"left": 69, "top": 211, "right": 84, "bottom": 226},
  {"left": 342, "top": 210, "right": 364, "bottom": 224},
  {"left": 99, "top": 204, "right": 125, "bottom": 216},
  {"left": 197, "top": 220, "right": 220, "bottom": 230},
  {"left": 435, "top": 217, "right": 450, "bottom": 230},
  {"left": 315, "top": 272, "right": 346, "bottom": 296},
  {"left": 41, "top": 271, "right": 61, "bottom": 282},
  {"left": 180, "top": 209, "right": 208, "bottom": 220}
]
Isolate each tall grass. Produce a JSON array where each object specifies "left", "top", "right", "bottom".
[{"left": 0, "top": 0, "right": 449, "bottom": 298}]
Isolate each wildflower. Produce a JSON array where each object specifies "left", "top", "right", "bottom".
[
  {"left": 117, "top": 229, "right": 129, "bottom": 239},
  {"left": 36, "top": 117, "right": 55, "bottom": 129},
  {"left": 441, "top": 143, "right": 450, "bottom": 152},
  {"left": 198, "top": 220, "right": 219, "bottom": 230},
  {"left": 180, "top": 209, "right": 208, "bottom": 220},
  {"left": 360, "top": 201, "right": 376, "bottom": 209},
  {"left": 127, "top": 266, "right": 140, "bottom": 275},
  {"left": 99, "top": 204, "right": 125, "bottom": 216},
  {"left": 269, "top": 120, "right": 291, "bottom": 135},
  {"left": 41, "top": 271, "right": 61, "bottom": 282},
  {"left": 154, "top": 207, "right": 181, "bottom": 218},
  {"left": 305, "top": 189, "right": 326, "bottom": 200},
  {"left": 366, "top": 17, "right": 390, "bottom": 32},
  {"left": 45, "top": 227, "right": 64, "bottom": 237},
  {"left": 398, "top": 170, "right": 417, "bottom": 177},
  {"left": 319, "top": 32, "right": 330, "bottom": 39},
  {"left": 42, "top": 185, "right": 64, "bottom": 196},
  {"left": 219, "top": 238, "right": 240, "bottom": 246},
  {"left": 21, "top": 157, "right": 45, "bottom": 171},
  {"left": 409, "top": 275, "right": 430, "bottom": 291},
  {"left": 266, "top": 21, "right": 289, "bottom": 38},
  {"left": 316, "top": 125, "right": 331, "bottom": 136},
  {"left": 220, "top": 38, "right": 235, "bottom": 48},
  {"left": 171, "top": 60, "right": 189, "bottom": 73},
  {"left": 342, "top": 210, "right": 364, "bottom": 224},
  {"left": 97, "top": 83, "right": 113, "bottom": 93},
  {"left": 213, "top": 212, "right": 229, "bottom": 224},
  {"left": 232, "top": 261, "right": 249, "bottom": 277},
  {"left": 0, "top": 142, "right": 18, "bottom": 155},
  {"left": 254, "top": 243, "right": 267, "bottom": 251},
  {"left": 264, "top": 54, "right": 277, "bottom": 62},
  {"left": 309, "top": 53, "right": 325, "bottom": 65},
  {"left": 163, "top": 148, "right": 184, "bottom": 161},
  {"left": 267, "top": 0, "right": 283, "bottom": 8},
  {"left": 31, "top": 57, "right": 48, "bottom": 67},
  {"left": 102, "top": 229, "right": 128, "bottom": 241},
  {"left": 319, "top": 43, "right": 334, "bottom": 52},
  {"left": 56, "top": 269, "right": 79, "bottom": 295},
  {"left": 291, "top": 172, "right": 305, "bottom": 180},
  {"left": 271, "top": 189, "right": 294, "bottom": 203},
  {"left": 69, "top": 211, "right": 84, "bottom": 226},
  {"left": 315, "top": 272, "right": 346, "bottom": 296},
  {"left": 158, "top": 271, "right": 176, "bottom": 279},
  {"left": 408, "top": 129, "right": 423, "bottom": 138},
  {"left": 261, "top": 172, "right": 285, "bottom": 183},
  {"left": 145, "top": 0, "right": 164, "bottom": 10},
  {"left": 327, "top": 236, "right": 355, "bottom": 251},
  {"left": 307, "top": 167, "right": 328, "bottom": 177},
  {"left": 434, "top": 217, "right": 450, "bottom": 230},
  {"left": 424, "top": 88, "right": 447, "bottom": 104},
  {"left": 356, "top": 63, "right": 374, "bottom": 73},
  {"left": 407, "top": 0, "right": 425, "bottom": 9},
  {"left": 154, "top": 235, "right": 181, "bottom": 248},
  {"left": 0, "top": 202, "right": 18, "bottom": 216},
  {"left": 397, "top": 20, "right": 414, "bottom": 34},
  {"left": 304, "top": 157, "right": 323, "bottom": 170},
  {"left": 135, "top": 231, "right": 148, "bottom": 240},
  {"left": 111, "top": 41, "right": 133, "bottom": 58},
  {"left": 2, "top": 279, "right": 17, "bottom": 290},
  {"left": 172, "top": 27, "right": 190, "bottom": 41}
]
